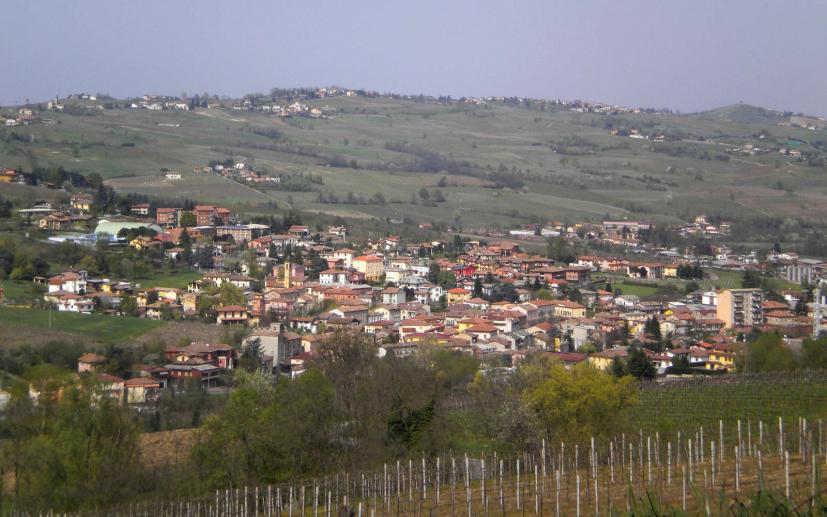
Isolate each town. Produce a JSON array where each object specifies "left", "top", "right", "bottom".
[{"left": 2, "top": 176, "right": 824, "bottom": 407}]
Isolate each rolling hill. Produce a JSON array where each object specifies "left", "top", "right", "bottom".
[{"left": 2, "top": 94, "right": 826, "bottom": 229}]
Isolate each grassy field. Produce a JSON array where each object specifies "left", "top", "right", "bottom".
[
  {"left": 0, "top": 306, "right": 163, "bottom": 344},
  {"left": 0, "top": 280, "right": 40, "bottom": 303},
  {"left": 2, "top": 97, "right": 825, "bottom": 229},
  {"left": 137, "top": 270, "right": 202, "bottom": 289},
  {"left": 611, "top": 280, "right": 661, "bottom": 297}
]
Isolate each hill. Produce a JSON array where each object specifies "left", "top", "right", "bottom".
[
  {"left": 696, "top": 103, "right": 787, "bottom": 125},
  {"left": 2, "top": 94, "right": 826, "bottom": 228}
]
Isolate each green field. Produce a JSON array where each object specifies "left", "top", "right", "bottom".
[
  {"left": 2, "top": 97, "right": 825, "bottom": 229},
  {"left": 634, "top": 373, "right": 827, "bottom": 438},
  {"left": 0, "top": 306, "right": 163, "bottom": 344},
  {"left": 0, "top": 280, "right": 40, "bottom": 303},
  {"left": 611, "top": 280, "right": 661, "bottom": 297},
  {"left": 137, "top": 270, "right": 202, "bottom": 289}
]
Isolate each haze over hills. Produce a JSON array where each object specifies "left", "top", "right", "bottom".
[{"left": 1, "top": 88, "right": 826, "bottom": 232}]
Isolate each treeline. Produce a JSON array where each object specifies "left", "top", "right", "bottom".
[
  {"left": 741, "top": 333, "right": 827, "bottom": 373},
  {"left": 0, "top": 334, "right": 641, "bottom": 513}
]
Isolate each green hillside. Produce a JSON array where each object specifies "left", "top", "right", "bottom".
[{"left": 2, "top": 96, "right": 826, "bottom": 228}]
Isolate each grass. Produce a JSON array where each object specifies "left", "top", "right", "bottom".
[
  {"left": 137, "top": 269, "right": 202, "bottom": 289},
  {"left": 612, "top": 280, "right": 661, "bottom": 297},
  {"left": 0, "top": 306, "right": 164, "bottom": 344},
  {"left": 0, "top": 280, "right": 39, "bottom": 303},
  {"left": 703, "top": 269, "right": 802, "bottom": 292}
]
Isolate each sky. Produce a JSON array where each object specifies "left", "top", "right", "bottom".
[{"left": 2, "top": 0, "right": 827, "bottom": 115}]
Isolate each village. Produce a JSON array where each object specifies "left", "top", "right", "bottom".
[{"left": 2, "top": 178, "right": 825, "bottom": 409}]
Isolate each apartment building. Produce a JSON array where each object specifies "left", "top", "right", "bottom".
[{"left": 716, "top": 288, "right": 763, "bottom": 328}]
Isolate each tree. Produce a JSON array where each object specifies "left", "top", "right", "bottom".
[
  {"left": 644, "top": 316, "right": 662, "bottom": 342},
  {"left": 546, "top": 237, "right": 577, "bottom": 264},
  {"left": 473, "top": 277, "right": 483, "bottom": 298},
  {"left": 6, "top": 379, "right": 143, "bottom": 512},
  {"left": 216, "top": 282, "right": 247, "bottom": 307},
  {"left": 518, "top": 357, "right": 636, "bottom": 442},
  {"left": 610, "top": 357, "right": 628, "bottom": 378},
  {"left": 627, "top": 348, "right": 656, "bottom": 380},
  {"left": 741, "top": 333, "right": 797, "bottom": 372},
  {"left": 801, "top": 336, "right": 827, "bottom": 370},
  {"left": 427, "top": 263, "right": 440, "bottom": 283},
  {"left": 741, "top": 269, "right": 762, "bottom": 289},
  {"left": 179, "top": 211, "right": 196, "bottom": 229},
  {"left": 179, "top": 228, "right": 193, "bottom": 264}
]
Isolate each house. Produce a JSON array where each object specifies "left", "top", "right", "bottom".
[
  {"left": 243, "top": 328, "right": 303, "bottom": 369},
  {"left": 164, "top": 361, "right": 221, "bottom": 385},
  {"left": 446, "top": 288, "right": 472, "bottom": 304},
  {"left": 131, "top": 203, "right": 151, "bottom": 216},
  {"left": 97, "top": 373, "right": 125, "bottom": 401},
  {"left": 381, "top": 287, "right": 406, "bottom": 305},
  {"left": 329, "top": 305, "right": 370, "bottom": 325},
  {"left": 165, "top": 342, "right": 236, "bottom": 369},
  {"left": 0, "top": 168, "right": 20, "bottom": 183},
  {"left": 287, "top": 225, "right": 310, "bottom": 238},
  {"left": 589, "top": 347, "right": 631, "bottom": 370},
  {"left": 38, "top": 212, "right": 71, "bottom": 230},
  {"left": 156, "top": 208, "right": 180, "bottom": 228},
  {"left": 216, "top": 305, "right": 249, "bottom": 325},
  {"left": 323, "top": 248, "right": 356, "bottom": 268},
  {"left": 353, "top": 255, "right": 385, "bottom": 281},
  {"left": 193, "top": 205, "right": 231, "bottom": 226},
  {"left": 70, "top": 194, "right": 93, "bottom": 213},
  {"left": 77, "top": 353, "right": 106, "bottom": 373},
  {"left": 56, "top": 293, "right": 95, "bottom": 313},
  {"left": 328, "top": 226, "right": 348, "bottom": 240},
  {"left": 216, "top": 224, "right": 268, "bottom": 242},
  {"left": 319, "top": 269, "right": 350, "bottom": 285},
  {"left": 48, "top": 271, "right": 87, "bottom": 294},
  {"left": 125, "top": 377, "right": 165, "bottom": 404},
  {"left": 549, "top": 300, "right": 587, "bottom": 319}
]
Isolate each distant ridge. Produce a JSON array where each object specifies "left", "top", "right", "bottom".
[{"left": 693, "top": 103, "right": 785, "bottom": 125}]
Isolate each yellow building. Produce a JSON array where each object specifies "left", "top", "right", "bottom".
[
  {"left": 550, "top": 300, "right": 587, "bottom": 318},
  {"left": 588, "top": 348, "right": 629, "bottom": 370},
  {"left": 705, "top": 343, "right": 741, "bottom": 371},
  {"left": 70, "top": 195, "right": 93, "bottom": 212},
  {"left": 446, "top": 288, "right": 472, "bottom": 304},
  {"left": 353, "top": 255, "right": 385, "bottom": 281}
]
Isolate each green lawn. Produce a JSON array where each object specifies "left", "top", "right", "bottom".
[
  {"left": 703, "top": 269, "right": 802, "bottom": 292},
  {"left": 0, "top": 280, "right": 40, "bottom": 303},
  {"left": 611, "top": 280, "right": 660, "bottom": 297},
  {"left": 137, "top": 270, "right": 202, "bottom": 289},
  {"left": 0, "top": 306, "right": 164, "bottom": 343}
]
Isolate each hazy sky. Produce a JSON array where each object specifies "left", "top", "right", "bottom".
[{"left": 3, "top": 0, "right": 827, "bottom": 115}]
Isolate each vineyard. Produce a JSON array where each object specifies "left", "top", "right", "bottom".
[
  {"left": 635, "top": 372, "right": 827, "bottom": 438},
  {"left": 22, "top": 414, "right": 827, "bottom": 516}
]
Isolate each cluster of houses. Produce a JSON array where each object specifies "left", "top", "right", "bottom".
[
  {"left": 2, "top": 107, "right": 39, "bottom": 127},
  {"left": 192, "top": 162, "right": 281, "bottom": 184},
  {"left": 43, "top": 341, "right": 237, "bottom": 406},
  {"left": 34, "top": 216, "right": 825, "bottom": 383}
]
